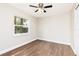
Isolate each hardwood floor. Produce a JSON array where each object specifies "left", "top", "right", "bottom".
[{"left": 1, "top": 40, "right": 75, "bottom": 56}]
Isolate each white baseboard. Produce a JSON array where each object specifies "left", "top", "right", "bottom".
[
  {"left": 0, "top": 39, "right": 36, "bottom": 55},
  {"left": 38, "top": 38, "right": 71, "bottom": 45},
  {"left": 0, "top": 38, "right": 77, "bottom": 56},
  {"left": 38, "top": 38, "right": 78, "bottom": 56},
  {"left": 70, "top": 45, "right": 77, "bottom": 56}
]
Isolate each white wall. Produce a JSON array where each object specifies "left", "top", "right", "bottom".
[
  {"left": 73, "top": 7, "right": 79, "bottom": 55},
  {"left": 69, "top": 5, "right": 79, "bottom": 55},
  {"left": 0, "top": 4, "right": 37, "bottom": 54},
  {"left": 37, "top": 13, "right": 72, "bottom": 45}
]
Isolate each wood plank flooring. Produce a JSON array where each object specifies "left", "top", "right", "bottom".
[{"left": 1, "top": 40, "right": 75, "bottom": 56}]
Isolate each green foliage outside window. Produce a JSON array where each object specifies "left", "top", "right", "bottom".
[{"left": 14, "top": 16, "right": 28, "bottom": 34}]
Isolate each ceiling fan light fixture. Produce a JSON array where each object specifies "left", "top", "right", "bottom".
[
  {"left": 29, "top": 3, "right": 52, "bottom": 13},
  {"left": 38, "top": 8, "right": 43, "bottom": 12}
]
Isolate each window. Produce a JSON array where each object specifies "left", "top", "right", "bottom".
[{"left": 14, "top": 16, "right": 28, "bottom": 34}]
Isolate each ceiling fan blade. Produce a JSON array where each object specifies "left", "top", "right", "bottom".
[
  {"left": 35, "top": 9, "right": 38, "bottom": 12},
  {"left": 29, "top": 5, "right": 38, "bottom": 8},
  {"left": 44, "top": 10, "right": 46, "bottom": 13},
  {"left": 44, "top": 5, "right": 52, "bottom": 8}
]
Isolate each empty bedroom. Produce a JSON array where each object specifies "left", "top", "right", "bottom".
[{"left": 0, "top": 3, "right": 79, "bottom": 56}]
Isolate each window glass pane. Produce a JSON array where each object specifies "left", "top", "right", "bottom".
[{"left": 14, "top": 16, "right": 28, "bottom": 34}]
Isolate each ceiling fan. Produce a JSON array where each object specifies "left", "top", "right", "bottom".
[{"left": 29, "top": 3, "right": 52, "bottom": 13}]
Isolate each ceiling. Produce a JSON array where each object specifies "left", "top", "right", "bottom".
[{"left": 9, "top": 3, "right": 74, "bottom": 18}]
